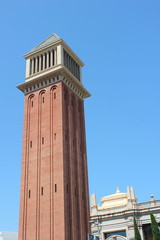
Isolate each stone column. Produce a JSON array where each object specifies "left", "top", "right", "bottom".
[
  {"left": 51, "top": 50, "right": 53, "bottom": 66},
  {"left": 25, "top": 59, "right": 30, "bottom": 77},
  {"left": 43, "top": 53, "right": 45, "bottom": 70},
  {"left": 47, "top": 51, "right": 49, "bottom": 68},
  {"left": 31, "top": 58, "right": 34, "bottom": 74},
  {"left": 39, "top": 55, "right": 42, "bottom": 71},
  {"left": 56, "top": 45, "right": 63, "bottom": 65},
  {"left": 35, "top": 57, "right": 38, "bottom": 73},
  {"left": 80, "top": 66, "right": 82, "bottom": 82},
  {"left": 139, "top": 226, "right": 144, "bottom": 240},
  {"left": 54, "top": 48, "right": 57, "bottom": 65}
]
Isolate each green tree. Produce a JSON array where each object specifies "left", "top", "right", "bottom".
[
  {"left": 150, "top": 212, "right": 160, "bottom": 240},
  {"left": 133, "top": 216, "right": 142, "bottom": 240}
]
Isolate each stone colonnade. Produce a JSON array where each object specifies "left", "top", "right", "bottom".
[{"left": 29, "top": 48, "right": 57, "bottom": 75}]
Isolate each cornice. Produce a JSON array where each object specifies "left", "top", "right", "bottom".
[
  {"left": 25, "top": 64, "right": 62, "bottom": 82},
  {"left": 17, "top": 67, "right": 91, "bottom": 99},
  {"left": 24, "top": 40, "right": 61, "bottom": 58},
  {"left": 24, "top": 39, "right": 84, "bottom": 67},
  {"left": 91, "top": 205, "right": 160, "bottom": 219}
]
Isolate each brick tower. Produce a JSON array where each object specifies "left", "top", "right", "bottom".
[{"left": 17, "top": 34, "right": 91, "bottom": 240}]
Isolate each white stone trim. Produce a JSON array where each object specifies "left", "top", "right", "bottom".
[
  {"left": 18, "top": 73, "right": 87, "bottom": 100},
  {"left": 26, "top": 46, "right": 57, "bottom": 77}
]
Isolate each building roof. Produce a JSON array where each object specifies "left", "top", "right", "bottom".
[
  {"left": 24, "top": 33, "right": 84, "bottom": 66},
  {"left": 29, "top": 33, "right": 61, "bottom": 53},
  {"left": 100, "top": 187, "right": 128, "bottom": 209}
]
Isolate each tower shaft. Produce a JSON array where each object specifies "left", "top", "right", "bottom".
[{"left": 18, "top": 34, "right": 90, "bottom": 240}]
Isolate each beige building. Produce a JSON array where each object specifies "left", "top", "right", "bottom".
[
  {"left": 90, "top": 187, "right": 160, "bottom": 240},
  {"left": 0, "top": 232, "right": 18, "bottom": 240}
]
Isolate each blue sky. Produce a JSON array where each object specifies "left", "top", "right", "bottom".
[{"left": 0, "top": 0, "right": 160, "bottom": 231}]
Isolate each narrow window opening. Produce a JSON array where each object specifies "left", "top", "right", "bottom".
[
  {"left": 64, "top": 51, "right": 66, "bottom": 65},
  {"left": 29, "top": 190, "right": 31, "bottom": 198},
  {"left": 42, "top": 137, "right": 44, "bottom": 144},
  {"left": 37, "top": 56, "right": 39, "bottom": 72},
  {"left": 54, "top": 133, "right": 56, "bottom": 140},
  {"left": 78, "top": 66, "right": 80, "bottom": 80},
  {"left": 52, "top": 50, "right": 55, "bottom": 65},
  {"left": 73, "top": 61, "right": 75, "bottom": 75},
  {"left": 30, "top": 141, "right": 32, "bottom": 148},
  {"left": 71, "top": 100, "right": 74, "bottom": 106},
  {"left": 55, "top": 184, "right": 57, "bottom": 192},
  {"left": 41, "top": 55, "right": 43, "bottom": 70},
  {"left": 33, "top": 58, "right": 36, "bottom": 74},
  {"left": 73, "top": 139, "right": 75, "bottom": 146},
  {"left": 65, "top": 134, "right": 67, "bottom": 142},
  {"left": 30, "top": 59, "right": 32, "bottom": 75},
  {"left": 67, "top": 184, "right": 69, "bottom": 194},
  {"left": 42, "top": 97, "right": 44, "bottom": 103},
  {"left": 75, "top": 64, "right": 77, "bottom": 78},
  {"left": 54, "top": 93, "right": 56, "bottom": 99},
  {"left": 41, "top": 187, "right": 43, "bottom": 195},
  {"left": 80, "top": 144, "right": 82, "bottom": 152},
  {"left": 71, "top": 59, "right": 73, "bottom": 74},
  {"left": 31, "top": 101, "right": 33, "bottom": 107},
  {"left": 82, "top": 191, "right": 84, "bottom": 200},
  {"left": 45, "top": 53, "right": 47, "bottom": 69},
  {"left": 48, "top": 51, "right": 51, "bottom": 67}
]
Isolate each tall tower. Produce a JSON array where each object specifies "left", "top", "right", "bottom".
[{"left": 17, "top": 34, "right": 91, "bottom": 240}]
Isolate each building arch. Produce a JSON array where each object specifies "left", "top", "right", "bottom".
[
  {"left": 107, "top": 235, "right": 127, "bottom": 240},
  {"left": 50, "top": 85, "right": 57, "bottom": 91},
  {"left": 28, "top": 94, "right": 35, "bottom": 100},
  {"left": 39, "top": 89, "right": 46, "bottom": 95}
]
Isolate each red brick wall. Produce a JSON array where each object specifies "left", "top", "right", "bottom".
[{"left": 18, "top": 81, "right": 90, "bottom": 240}]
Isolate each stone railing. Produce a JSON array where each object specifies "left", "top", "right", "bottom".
[{"left": 137, "top": 200, "right": 160, "bottom": 208}]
